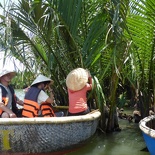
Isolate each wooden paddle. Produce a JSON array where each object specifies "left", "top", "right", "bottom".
[{"left": 53, "top": 106, "right": 69, "bottom": 109}]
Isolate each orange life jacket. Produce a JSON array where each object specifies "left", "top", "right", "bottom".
[
  {"left": 22, "top": 87, "right": 55, "bottom": 118},
  {"left": 40, "top": 102, "right": 55, "bottom": 117},
  {"left": 0, "top": 85, "right": 18, "bottom": 115}
]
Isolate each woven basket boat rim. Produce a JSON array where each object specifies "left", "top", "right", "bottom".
[
  {"left": 139, "top": 115, "right": 155, "bottom": 138},
  {"left": 0, "top": 111, "right": 101, "bottom": 125}
]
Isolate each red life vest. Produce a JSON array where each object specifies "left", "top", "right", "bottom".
[{"left": 22, "top": 87, "right": 55, "bottom": 117}]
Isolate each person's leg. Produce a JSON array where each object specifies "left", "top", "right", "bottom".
[
  {"left": 1, "top": 112, "right": 9, "bottom": 118},
  {"left": 68, "top": 108, "right": 90, "bottom": 116},
  {"left": 55, "top": 111, "right": 64, "bottom": 117}
]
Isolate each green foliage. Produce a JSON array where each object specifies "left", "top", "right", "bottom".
[
  {"left": 0, "top": 0, "right": 155, "bottom": 131},
  {"left": 11, "top": 71, "right": 34, "bottom": 89},
  {"left": 126, "top": 0, "right": 155, "bottom": 117}
]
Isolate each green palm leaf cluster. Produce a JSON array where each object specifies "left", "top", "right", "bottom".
[
  {"left": 0, "top": 0, "right": 154, "bottom": 131},
  {"left": 126, "top": 0, "right": 155, "bottom": 117},
  {"left": 0, "top": 0, "right": 107, "bottom": 111}
]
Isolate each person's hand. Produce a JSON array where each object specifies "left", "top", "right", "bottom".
[
  {"left": 47, "top": 86, "right": 54, "bottom": 98},
  {"left": 86, "top": 69, "right": 91, "bottom": 77},
  {"left": 9, "top": 113, "right": 17, "bottom": 118},
  {"left": 48, "top": 88, "right": 53, "bottom": 93},
  {"left": 17, "top": 100, "right": 24, "bottom": 106},
  {"left": 46, "top": 85, "right": 52, "bottom": 92},
  {"left": 52, "top": 102, "right": 57, "bottom": 107}
]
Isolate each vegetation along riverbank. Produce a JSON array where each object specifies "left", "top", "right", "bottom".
[{"left": 0, "top": 0, "right": 154, "bottom": 154}]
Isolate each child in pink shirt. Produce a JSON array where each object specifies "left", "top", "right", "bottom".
[{"left": 66, "top": 68, "right": 92, "bottom": 116}]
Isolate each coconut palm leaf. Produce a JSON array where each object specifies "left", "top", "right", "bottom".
[
  {"left": 1, "top": 0, "right": 154, "bottom": 131},
  {"left": 126, "top": 0, "right": 155, "bottom": 117}
]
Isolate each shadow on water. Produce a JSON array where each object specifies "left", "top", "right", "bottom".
[{"left": 13, "top": 90, "right": 150, "bottom": 155}]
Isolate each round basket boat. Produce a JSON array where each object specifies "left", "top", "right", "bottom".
[
  {"left": 0, "top": 110, "right": 101, "bottom": 154},
  {"left": 139, "top": 115, "right": 155, "bottom": 155}
]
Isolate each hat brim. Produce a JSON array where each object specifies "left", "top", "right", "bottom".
[
  {"left": 31, "top": 74, "right": 54, "bottom": 86},
  {"left": 66, "top": 68, "right": 88, "bottom": 91},
  {"left": 0, "top": 70, "right": 16, "bottom": 78}
]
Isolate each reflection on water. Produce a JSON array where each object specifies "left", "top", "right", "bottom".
[{"left": 13, "top": 90, "right": 149, "bottom": 155}]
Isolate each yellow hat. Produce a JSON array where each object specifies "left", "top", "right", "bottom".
[
  {"left": 31, "top": 74, "right": 53, "bottom": 86},
  {"left": 0, "top": 69, "right": 16, "bottom": 78},
  {"left": 66, "top": 68, "right": 88, "bottom": 91}
]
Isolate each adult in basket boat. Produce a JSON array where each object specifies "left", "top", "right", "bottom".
[
  {"left": 22, "top": 74, "right": 64, "bottom": 117},
  {"left": 0, "top": 69, "right": 23, "bottom": 118},
  {"left": 66, "top": 68, "right": 92, "bottom": 116}
]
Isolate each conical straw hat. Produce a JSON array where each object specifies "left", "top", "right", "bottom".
[
  {"left": 31, "top": 74, "right": 53, "bottom": 86},
  {"left": 0, "top": 69, "right": 16, "bottom": 78},
  {"left": 66, "top": 68, "right": 88, "bottom": 91}
]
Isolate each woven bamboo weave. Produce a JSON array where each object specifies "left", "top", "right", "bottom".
[{"left": 0, "top": 111, "right": 101, "bottom": 153}]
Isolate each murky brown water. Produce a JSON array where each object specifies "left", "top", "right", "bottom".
[{"left": 12, "top": 90, "right": 149, "bottom": 155}]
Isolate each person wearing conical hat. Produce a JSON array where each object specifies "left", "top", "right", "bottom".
[
  {"left": 22, "top": 74, "right": 64, "bottom": 117},
  {"left": 66, "top": 68, "right": 93, "bottom": 116},
  {"left": 0, "top": 69, "right": 23, "bottom": 118}
]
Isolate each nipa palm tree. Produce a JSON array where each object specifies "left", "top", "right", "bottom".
[{"left": 0, "top": 0, "right": 154, "bottom": 132}]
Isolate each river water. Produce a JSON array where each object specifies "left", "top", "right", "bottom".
[{"left": 14, "top": 90, "right": 149, "bottom": 155}]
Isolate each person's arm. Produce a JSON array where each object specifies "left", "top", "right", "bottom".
[
  {"left": 38, "top": 90, "right": 55, "bottom": 106},
  {"left": 16, "top": 100, "right": 24, "bottom": 106},
  {"left": 87, "top": 71, "right": 92, "bottom": 90},
  {"left": 48, "top": 89, "right": 54, "bottom": 100},
  {"left": 15, "top": 95, "right": 24, "bottom": 106},
  {"left": 88, "top": 76, "right": 92, "bottom": 85},
  {"left": 0, "top": 102, "right": 17, "bottom": 118},
  {"left": 87, "top": 69, "right": 92, "bottom": 85},
  {"left": 46, "top": 86, "right": 56, "bottom": 106},
  {"left": 88, "top": 71, "right": 93, "bottom": 87},
  {"left": 46, "top": 93, "right": 55, "bottom": 105},
  {"left": 0, "top": 88, "right": 16, "bottom": 117}
]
